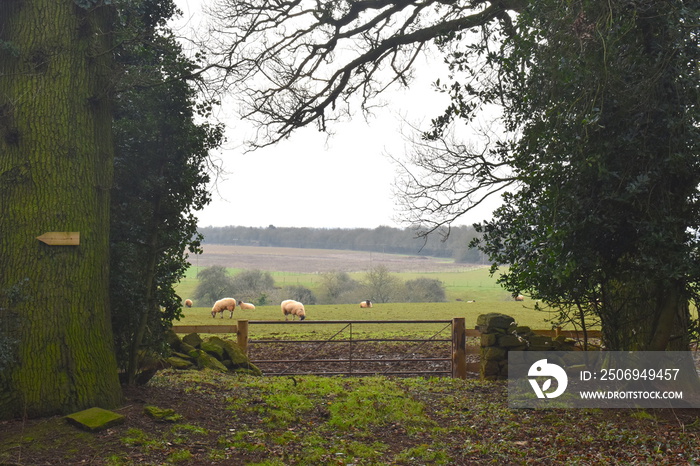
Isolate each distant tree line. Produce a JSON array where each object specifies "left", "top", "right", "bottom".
[
  {"left": 194, "top": 265, "right": 447, "bottom": 306},
  {"left": 199, "top": 225, "right": 485, "bottom": 263}
]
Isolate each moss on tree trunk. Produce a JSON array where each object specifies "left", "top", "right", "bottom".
[{"left": 0, "top": 0, "right": 121, "bottom": 419}]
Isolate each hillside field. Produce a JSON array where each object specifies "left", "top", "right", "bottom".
[
  {"left": 176, "top": 244, "right": 570, "bottom": 334},
  {"left": 181, "top": 244, "right": 511, "bottom": 301},
  {"left": 187, "top": 244, "right": 469, "bottom": 273}
]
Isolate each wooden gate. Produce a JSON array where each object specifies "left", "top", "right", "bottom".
[
  {"left": 240, "top": 319, "right": 471, "bottom": 378},
  {"left": 171, "top": 320, "right": 597, "bottom": 378}
]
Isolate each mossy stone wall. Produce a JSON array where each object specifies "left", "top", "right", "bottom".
[{"left": 477, "top": 313, "right": 576, "bottom": 380}]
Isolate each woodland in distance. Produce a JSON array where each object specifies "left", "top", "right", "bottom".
[{"left": 198, "top": 225, "right": 485, "bottom": 263}]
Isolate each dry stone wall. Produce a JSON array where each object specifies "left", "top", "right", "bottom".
[{"left": 477, "top": 313, "right": 576, "bottom": 380}]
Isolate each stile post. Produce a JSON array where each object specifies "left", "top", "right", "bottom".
[
  {"left": 237, "top": 320, "right": 249, "bottom": 355},
  {"left": 452, "top": 317, "right": 467, "bottom": 379}
]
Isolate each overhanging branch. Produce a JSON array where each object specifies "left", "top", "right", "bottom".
[{"left": 204, "top": 0, "right": 523, "bottom": 146}]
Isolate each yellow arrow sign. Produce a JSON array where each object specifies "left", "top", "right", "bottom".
[{"left": 36, "top": 232, "right": 80, "bottom": 246}]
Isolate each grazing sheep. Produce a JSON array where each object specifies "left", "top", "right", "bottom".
[
  {"left": 237, "top": 300, "right": 256, "bottom": 310},
  {"left": 184, "top": 299, "right": 193, "bottom": 308},
  {"left": 515, "top": 295, "right": 525, "bottom": 302},
  {"left": 360, "top": 300, "right": 372, "bottom": 308},
  {"left": 281, "top": 299, "right": 306, "bottom": 321},
  {"left": 211, "top": 298, "right": 236, "bottom": 319}
]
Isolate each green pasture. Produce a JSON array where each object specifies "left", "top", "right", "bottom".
[
  {"left": 175, "top": 301, "right": 565, "bottom": 341},
  {"left": 174, "top": 265, "right": 571, "bottom": 340},
  {"left": 177, "top": 265, "right": 512, "bottom": 306}
]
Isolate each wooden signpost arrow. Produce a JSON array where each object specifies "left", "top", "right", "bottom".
[{"left": 36, "top": 232, "right": 80, "bottom": 246}]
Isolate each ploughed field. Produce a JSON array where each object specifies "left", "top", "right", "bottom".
[{"left": 189, "top": 244, "right": 471, "bottom": 273}]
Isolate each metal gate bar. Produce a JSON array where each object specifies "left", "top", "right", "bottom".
[
  {"left": 247, "top": 319, "right": 453, "bottom": 324},
  {"left": 246, "top": 319, "right": 456, "bottom": 377},
  {"left": 261, "top": 370, "right": 452, "bottom": 376},
  {"left": 252, "top": 339, "right": 451, "bottom": 343},
  {"left": 253, "top": 358, "right": 451, "bottom": 363}
]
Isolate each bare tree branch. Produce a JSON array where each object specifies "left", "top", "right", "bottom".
[
  {"left": 204, "top": 0, "right": 525, "bottom": 146},
  {"left": 391, "top": 119, "right": 516, "bottom": 238}
]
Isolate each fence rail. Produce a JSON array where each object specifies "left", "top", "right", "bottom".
[
  {"left": 171, "top": 320, "right": 601, "bottom": 378},
  {"left": 249, "top": 319, "right": 460, "bottom": 377}
]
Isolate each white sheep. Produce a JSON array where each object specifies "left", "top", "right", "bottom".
[
  {"left": 360, "top": 300, "right": 372, "bottom": 308},
  {"left": 211, "top": 298, "right": 236, "bottom": 319},
  {"left": 184, "top": 299, "right": 193, "bottom": 308},
  {"left": 281, "top": 299, "right": 306, "bottom": 321},
  {"left": 237, "top": 300, "right": 256, "bottom": 310}
]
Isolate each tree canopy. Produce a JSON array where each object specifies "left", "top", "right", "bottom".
[
  {"left": 110, "top": 0, "right": 224, "bottom": 385},
  {"left": 194, "top": 266, "right": 235, "bottom": 305},
  {"left": 473, "top": 0, "right": 700, "bottom": 350}
]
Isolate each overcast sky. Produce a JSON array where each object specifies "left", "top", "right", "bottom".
[{"left": 172, "top": 0, "right": 498, "bottom": 230}]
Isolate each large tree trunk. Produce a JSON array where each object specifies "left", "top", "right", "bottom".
[{"left": 0, "top": 0, "right": 121, "bottom": 419}]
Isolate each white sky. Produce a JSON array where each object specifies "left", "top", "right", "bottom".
[{"left": 172, "top": 0, "right": 499, "bottom": 229}]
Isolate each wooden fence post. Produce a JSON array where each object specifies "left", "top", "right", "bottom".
[
  {"left": 237, "top": 320, "right": 249, "bottom": 355},
  {"left": 452, "top": 317, "right": 467, "bottom": 379}
]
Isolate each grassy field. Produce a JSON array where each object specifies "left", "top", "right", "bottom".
[
  {"left": 6, "top": 258, "right": 699, "bottom": 465},
  {"left": 4, "top": 369, "right": 698, "bottom": 465},
  {"left": 180, "top": 244, "right": 507, "bottom": 301},
  {"left": 177, "top": 246, "right": 699, "bottom": 340},
  {"left": 177, "top": 264, "right": 515, "bottom": 307},
  {"left": 176, "top": 301, "right": 568, "bottom": 342},
  {"left": 174, "top": 246, "right": 592, "bottom": 338}
]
